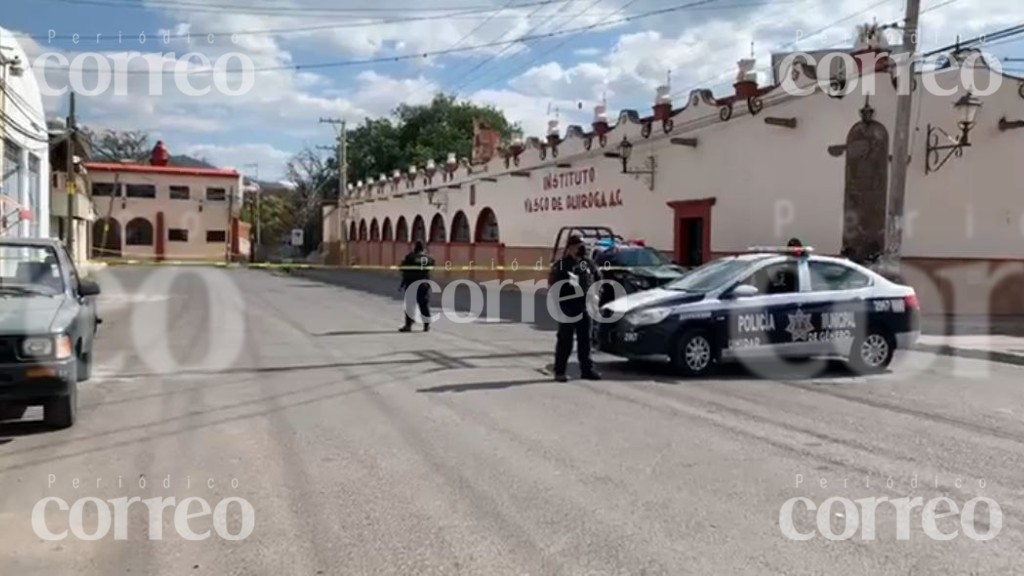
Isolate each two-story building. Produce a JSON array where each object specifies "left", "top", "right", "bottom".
[{"left": 85, "top": 142, "right": 246, "bottom": 261}]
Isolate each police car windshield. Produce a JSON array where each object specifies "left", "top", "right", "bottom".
[
  {"left": 664, "top": 258, "right": 752, "bottom": 293},
  {"left": 611, "top": 247, "right": 670, "bottom": 267}
]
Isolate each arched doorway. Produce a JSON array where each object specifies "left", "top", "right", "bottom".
[
  {"left": 91, "top": 218, "right": 121, "bottom": 258},
  {"left": 411, "top": 216, "right": 426, "bottom": 242},
  {"left": 370, "top": 218, "right": 380, "bottom": 241},
  {"left": 450, "top": 211, "right": 471, "bottom": 243},
  {"left": 382, "top": 218, "right": 394, "bottom": 241},
  {"left": 349, "top": 221, "right": 358, "bottom": 241},
  {"left": 125, "top": 217, "right": 154, "bottom": 247},
  {"left": 358, "top": 219, "right": 368, "bottom": 240},
  {"left": 429, "top": 214, "right": 446, "bottom": 244},
  {"left": 396, "top": 217, "right": 409, "bottom": 242},
  {"left": 474, "top": 207, "right": 499, "bottom": 242}
]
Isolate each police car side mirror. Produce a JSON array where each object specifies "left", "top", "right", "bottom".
[{"left": 725, "top": 284, "right": 759, "bottom": 299}]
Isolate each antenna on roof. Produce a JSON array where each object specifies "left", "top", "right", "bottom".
[{"left": 750, "top": 41, "right": 755, "bottom": 59}]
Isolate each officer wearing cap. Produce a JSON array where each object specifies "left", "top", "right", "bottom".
[{"left": 549, "top": 235, "right": 602, "bottom": 382}]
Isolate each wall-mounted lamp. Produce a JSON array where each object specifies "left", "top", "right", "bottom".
[
  {"left": 615, "top": 136, "right": 656, "bottom": 190},
  {"left": 926, "top": 91, "right": 982, "bottom": 175}
]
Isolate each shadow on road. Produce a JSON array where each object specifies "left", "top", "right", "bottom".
[
  {"left": 417, "top": 378, "right": 551, "bottom": 393},
  {"left": 595, "top": 358, "right": 867, "bottom": 383},
  {"left": 314, "top": 330, "right": 406, "bottom": 337}
]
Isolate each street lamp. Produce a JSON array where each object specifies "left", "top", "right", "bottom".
[{"left": 926, "top": 91, "right": 983, "bottom": 174}]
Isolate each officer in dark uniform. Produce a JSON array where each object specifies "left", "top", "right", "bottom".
[
  {"left": 399, "top": 240, "right": 435, "bottom": 332},
  {"left": 549, "top": 235, "right": 602, "bottom": 382}
]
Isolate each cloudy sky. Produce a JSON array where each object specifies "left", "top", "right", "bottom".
[{"left": 2, "top": 0, "right": 1022, "bottom": 180}]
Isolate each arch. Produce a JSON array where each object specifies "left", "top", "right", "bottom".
[
  {"left": 370, "top": 218, "right": 380, "bottom": 241},
  {"left": 125, "top": 217, "right": 154, "bottom": 246},
  {"left": 411, "top": 215, "right": 426, "bottom": 242},
  {"left": 358, "top": 219, "right": 368, "bottom": 241},
  {"left": 91, "top": 217, "right": 121, "bottom": 258},
  {"left": 474, "top": 207, "right": 499, "bottom": 242},
  {"left": 449, "top": 211, "right": 471, "bottom": 243},
  {"left": 349, "top": 221, "right": 358, "bottom": 241},
  {"left": 429, "top": 213, "right": 447, "bottom": 244},
  {"left": 395, "top": 216, "right": 409, "bottom": 242},
  {"left": 382, "top": 217, "right": 394, "bottom": 241}
]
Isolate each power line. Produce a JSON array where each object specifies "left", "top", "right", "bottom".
[
  {"left": 35, "top": 0, "right": 560, "bottom": 16},
  {"left": 16, "top": 1, "right": 586, "bottom": 42},
  {"left": 460, "top": 0, "right": 639, "bottom": 94},
  {"left": 448, "top": 0, "right": 569, "bottom": 94},
  {"left": 38, "top": 2, "right": 715, "bottom": 75},
  {"left": 670, "top": 0, "right": 899, "bottom": 98}
]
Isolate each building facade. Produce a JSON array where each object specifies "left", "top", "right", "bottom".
[
  {"left": 0, "top": 26, "right": 50, "bottom": 240},
  {"left": 85, "top": 143, "right": 245, "bottom": 261},
  {"left": 332, "top": 45, "right": 1024, "bottom": 315}
]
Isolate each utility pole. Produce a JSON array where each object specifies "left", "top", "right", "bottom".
[
  {"left": 66, "top": 92, "right": 77, "bottom": 257},
  {"left": 883, "top": 0, "right": 921, "bottom": 275},
  {"left": 242, "top": 162, "right": 261, "bottom": 259},
  {"left": 319, "top": 118, "right": 346, "bottom": 264}
]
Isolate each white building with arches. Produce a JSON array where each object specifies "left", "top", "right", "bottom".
[{"left": 328, "top": 43, "right": 1024, "bottom": 316}]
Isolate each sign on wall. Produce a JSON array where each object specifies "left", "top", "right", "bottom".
[
  {"left": 290, "top": 228, "right": 304, "bottom": 247},
  {"left": 525, "top": 167, "right": 623, "bottom": 214}
]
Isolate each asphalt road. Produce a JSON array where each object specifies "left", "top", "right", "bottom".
[{"left": 1, "top": 266, "right": 1022, "bottom": 575}]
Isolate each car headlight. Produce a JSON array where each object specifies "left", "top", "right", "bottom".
[
  {"left": 21, "top": 336, "right": 72, "bottom": 359},
  {"left": 625, "top": 307, "right": 672, "bottom": 327},
  {"left": 22, "top": 337, "right": 54, "bottom": 357}
]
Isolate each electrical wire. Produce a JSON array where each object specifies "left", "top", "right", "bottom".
[
  {"left": 448, "top": 0, "right": 569, "bottom": 94},
  {"left": 34, "top": 0, "right": 558, "bottom": 17},
  {"left": 37, "top": 2, "right": 718, "bottom": 75},
  {"left": 16, "top": 1, "right": 585, "bottom": 42},
  {"left": 669, "top": 0, "right": 898, "bottom": 99},
  {"left": 460, "top": 0, "right": 643, "bottom": 94}
]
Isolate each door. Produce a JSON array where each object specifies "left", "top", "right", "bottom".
[
  {"left": 720, "top": 259, "right": 803, "bottom": 358},
  {"left": 797, "top": 260, "right": 875, "bottom": 356},
  {"left": 678, "top": 217, "right": 705, "bottom": 266}
]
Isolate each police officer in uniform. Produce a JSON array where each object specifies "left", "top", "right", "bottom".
[
  {"left": 399, "top": 240, "right": 435, "bottom": 332},
  {"left": 549, "top": 235, "right": 602, "bottom": 382}
]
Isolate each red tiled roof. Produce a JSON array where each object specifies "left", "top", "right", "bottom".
[{"left": 84, "top": 162, "right": 240, "bottom": 179}]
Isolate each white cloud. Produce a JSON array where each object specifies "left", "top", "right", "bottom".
[{"left": 182, "top": 143, "right": 293, "bottom": 177}]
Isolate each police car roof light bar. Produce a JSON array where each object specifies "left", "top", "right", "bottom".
[{"left": 746, "top": 245, "right": 816, "bottom": 256}]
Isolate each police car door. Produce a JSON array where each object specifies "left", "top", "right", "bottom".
[
  {"left": 794, "top": 259, "right": 875, "bottom": 356},
  {"left": 721, "top": 258, "right": 802, "bottom": 358}
]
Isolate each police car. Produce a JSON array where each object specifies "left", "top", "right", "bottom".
[{"left": 597, "top": 247, "right": 921, "bottom": 376}]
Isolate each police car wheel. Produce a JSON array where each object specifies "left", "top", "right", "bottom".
[
  {"left": 849, "top": 330, "right": 895, "bottom": 374},
  {"left": 672, "top": 330, "right": 716, "bottom": 377}
]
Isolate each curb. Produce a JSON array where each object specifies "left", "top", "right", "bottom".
[{"left": 914, "top": 343, "right": 1024, "bottom": 367}]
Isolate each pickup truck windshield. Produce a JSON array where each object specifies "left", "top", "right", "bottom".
[{"left": 0, "top": 245, "right": 64, "bottom": 296}]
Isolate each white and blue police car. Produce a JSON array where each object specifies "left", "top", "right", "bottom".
[{"left": 597, "top": 247, "right": 921, "bottom": 376}]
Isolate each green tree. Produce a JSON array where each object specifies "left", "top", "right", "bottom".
[{"left": 344, "top": 94, "right": 516, "bottom": 184}]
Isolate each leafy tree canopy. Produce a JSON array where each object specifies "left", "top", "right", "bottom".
[{"left": 344, "top": 94, "right": 516, "bottom": 186}]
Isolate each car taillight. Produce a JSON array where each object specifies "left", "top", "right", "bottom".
[{"left": 904, "top": 293, "right": 920, "bottom": 310}]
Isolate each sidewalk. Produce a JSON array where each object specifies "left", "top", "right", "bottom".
[{"left": 917, "top": 316, "right": 1024, "bottom": 366}]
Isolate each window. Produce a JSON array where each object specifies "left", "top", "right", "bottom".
[
  {"left": 125, "top": 218, "right": 154, "bottom": 246},
  {"left": 3, "top": 141, "right": 23, "bottom": 237},
  {"left": 810, "top": 262, "right": 872, "bottom": 292},
  {"left": 126, "top": 184, "right": 157, "bottom": 198},
  {"left": 169, "top": 185, "right": 190, "bottom": 200},
  {"left": 206, "top": 187, "right": 227, "bottom": 201},
  {"left": 0, "top": 245, "right": 64, "bottom": 295},
  {"left": 168, "top": 229, "right": 189, "bottom": 242},
  {"left": 206, "top": 230, "right": 227, "bottom": 243},
  {"left": 738, "top": 261, "right": 800, "bottom": 295},
  {"left": 92, "top": 182, "right": 118, "bottom": 196}
]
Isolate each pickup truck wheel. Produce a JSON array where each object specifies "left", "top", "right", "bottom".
[
  {"left": 44, "top": 379, "right": 78, "bottom": 429},
  {"left": 671, "top": 329, "right": 716, "bottom": 377},
  {"left": 77, "top": 349, "right": 93, "bottom": 382}
]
